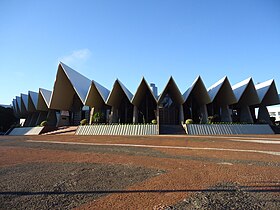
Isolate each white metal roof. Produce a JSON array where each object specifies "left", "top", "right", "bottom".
[
  {"left": 28, "top": 91, "right": 38, "bottom": 110},
  {"left": 106, "top": 79, "right": 134, "bottom": 105},
  {"left": 207, "top": 76, "right": 227, "bottom": 101},
  {"left": 92, "top": 80, "right": 110, "bottom": 102},
  {"left": 60, "top": 62, "right": 92, "bottom": 104},
  {"left": 40, "top": 88, "right": 52, "bottom": 108},
  {"left": 16, "top": 96, "right": 21, "bottom": 112},
  {"left": 21, "top": 93, "right": 28, "bottom": 111},
  {"left": 232, "top": 78, "right": 252, "bottom": 101},
  {"left": 182, "top": 76, "right": 211, "bottom": 104},
  {"left": 255, "top": 79, "right": 274, "bottom": 102}
]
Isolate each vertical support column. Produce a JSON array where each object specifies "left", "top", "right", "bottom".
[
  {"left": 200, "top": 104, "right": 208, "bottom": 123},
  {"left": 179, "top": 104, "right": 184, "bottom": 124},
  {"left": 133, "top": 106, "right": 138, "bottom": 124},
  {"left": 110, "top": 106, "right": 118, "bottom": 123},
  {"left": 240, "top": 105, "right": 253, "bottom": 123},
  {"left": 89, "top": 107, "right": 94, "bottom": 125},
  {"left": 258, "top": 105, "right": 271, "bottom": 124},
  {"left": 220, "top": 105, "right": 232, "bottom": 122}
]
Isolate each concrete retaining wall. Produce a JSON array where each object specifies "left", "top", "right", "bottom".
[
  {"left": 9, "top": 127, "right": 44, "bottom": 135},
  {"left": 186, "top": 124, "right": 274, "bottom": 135},
  {"left": 75, "top": 124, "right": 158, "bottom": 135}
]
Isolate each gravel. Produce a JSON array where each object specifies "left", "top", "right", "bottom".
[
  {"left": 0, "top": 162, "right": 164, "bottom": 209},
  {"left": 171, "top": 182, "right": 280, "bottom": 210}
]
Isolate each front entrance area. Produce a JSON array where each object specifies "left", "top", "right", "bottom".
[
  {"left": 158, "top": 94, "right": 180, "bottom": 125},
  {"left": 159, "top": 107, "right": 179, "bottom": 125}
]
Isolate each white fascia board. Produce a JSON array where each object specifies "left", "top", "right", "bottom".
[
  {"left": 60, "top": 62, "right": 92, "bottom": 104},
  {"left": 207, "top": 76, "right": 227, "bottom": 101},
  {"left": 232, "top": 77, "right": 252, "bottom": 101},
  {"left": 40, "top": 88, "right": 52, "bottom": 108}
]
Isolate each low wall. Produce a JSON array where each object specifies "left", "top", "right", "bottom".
[
  {"left": 75, "top": 124, "right": 159, "bottom": 135},
  {"left": 8, "top": 127, "right": 44, "bottom": 135},
  {"left": 186, "top": 124, "right": 274, "bottom": 135}
]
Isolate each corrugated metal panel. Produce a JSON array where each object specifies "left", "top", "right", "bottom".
[
  {"left": 186, "top": 124, "right": 274, "bottom": 135},
  {"left": 75, "top": 124, "right": 159, "bottom": 135}
]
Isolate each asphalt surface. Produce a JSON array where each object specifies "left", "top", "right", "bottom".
[{"left": 0, "top": 135, "right": 279, "bottom": 209}]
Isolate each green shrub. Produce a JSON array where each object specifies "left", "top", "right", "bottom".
[
  {"left": 185, "top": 119, "right": 193, "bottom": 124},
  {"left": 80, "top": 119, "right": 87, "bottom": 126},
  {"left": 40, "top": 120, "right": 48, "bottom": 127},
  {"left": 151, "top": 119, "right": 157, "bottom": 124},
  {"left": 93, "top": 112, "right": 104, "bottom": 123}
]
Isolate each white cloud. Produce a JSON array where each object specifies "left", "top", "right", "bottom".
[{"left": 58, "top": 49, "right": 92, "bottom": 67}]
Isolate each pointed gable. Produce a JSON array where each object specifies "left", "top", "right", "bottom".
[
  {"left": 207, "top": 76, "right": 237, "bottom": 105},
  {"left": 37, "top": 88, "right": 52, "bottom": 111},
  {"left": 232, "top": 78, "right": 259, "bottom": 106},
  {"left": 85, "top": 80, "right": 110, "bottom": 108},
  {"left": 255, "top": 79, "right": 280, "bottom": 106},
  {"left": 183, "top": 76, "right": 211, "bottom": 105},
  {"left": 16, "top": 96, "right": 22, "bottom": 113},
  {"left": 49, "top": 62, "right": 91, "bottom": 110},
  {"left": 60, "top": 62, "right": 92, "bottom": 103},
  {"left": 131, "top": 77, "right": 157, "bottom": 106},
  {"left": 28, "top": 91, "right": 38, "bottom": 112},
  {"left": 158, "top": 77, "right": 184, "bottom": 105},
  {"left": 106, "top": 79, "right": 133, "bottom": 106},
  {"left": 21, "top": 93, "right": 28, "bottom": 113}
]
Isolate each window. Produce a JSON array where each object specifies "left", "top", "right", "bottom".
[{"left": 269, "top": 112, "right": 276, "bottom": 117}]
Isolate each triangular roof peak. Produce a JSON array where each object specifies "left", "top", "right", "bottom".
[
  {"left": 232, "top": 78, "right": 260, "bottom": 106},
  {"left": 182, "top": 76, "right": 211, "bottom": 105},
  {"left": 131, "top": 77, "right": 157, "bottom": 106},
  {"left": 27, "top": 91, "right": 38, "bottom": 112},
  {"left": 21, "top": 93, "right": 28, "bottom": 111},
  {"left": 106, "top": 79, "right": 134, "bottom": 106},
  {"left": 255, "top": 79, "right": 280, "bottom": 105},
  {"left": 158, "top": 76, "right": 184, "bottom": 104},
  {"left": 39, "top": 88, "right": 52, "bottom": 108},
  {"left": 59, "top": 62, "right": 92, "bottom": 104},
  {"left": 207, "top": 76, "right": 237, "bottom": 104},
  {"left": 232, "top": 77, "right": 252, "bottom": 101},
  {"left": 84, "top": 80, "right": 110, "bottom": 108},
  {"left": 207, "top": 76, "right": 228, "bottom": 101}
]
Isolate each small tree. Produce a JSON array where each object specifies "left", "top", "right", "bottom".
[{"left": 93, "top": 112, "right": 104, "bottom": 123}]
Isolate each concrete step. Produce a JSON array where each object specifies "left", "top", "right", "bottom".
[{"left": 159, "top": 125, "right": 186, "bottom": 135}]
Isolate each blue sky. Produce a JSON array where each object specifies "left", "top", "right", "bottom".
[{"left": 1, "top": 0, "right": 280, "bottom": 105}]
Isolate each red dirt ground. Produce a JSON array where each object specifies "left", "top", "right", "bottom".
[{"left": 0, "top": 135, "right": 279, "bottom": 209}]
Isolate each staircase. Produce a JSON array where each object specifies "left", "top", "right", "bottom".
[
  {"left": 159, "top": 125, "right": 186, "bottom": 135},
  {"left": 42, "top": 126, "right": 78, "bottom": 135}
]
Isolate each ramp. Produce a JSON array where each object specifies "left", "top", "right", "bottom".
[
  {"left": 186, "top": 124, "right": 274, "bottom": 135},
  {"left": 9, "top": 127, "right": 44, "bottom": 135}
]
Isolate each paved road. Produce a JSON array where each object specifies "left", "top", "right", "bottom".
[{"left": 0, "top": 135, "right": 279, "bottom": 209}]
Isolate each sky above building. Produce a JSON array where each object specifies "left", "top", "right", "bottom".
[{"left": 1, "top": 0, "right": 280, "bottom": 105}]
